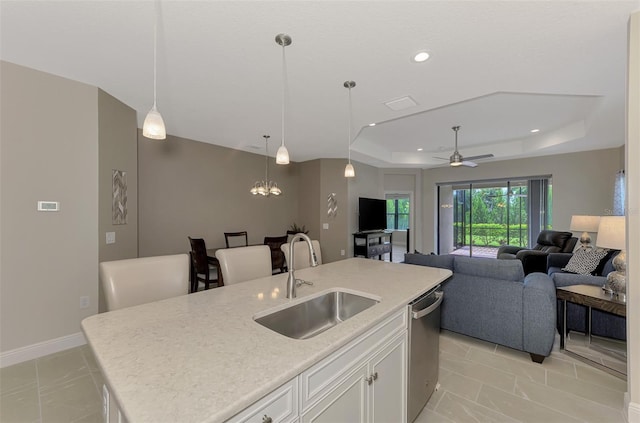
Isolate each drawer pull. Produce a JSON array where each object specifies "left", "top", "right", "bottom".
[
  {"left": 365, "top": 375, "right": 373, "bottom": 385},
  {"left": 262, "top": 415, "right": 272, "bottom": 423},
  {"left": 372, "top": 372, "right": 378, "bottom": 381}
]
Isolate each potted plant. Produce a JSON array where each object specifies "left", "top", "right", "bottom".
[{"left": 288, "top": 223, "right": 309, "bottom": 235}]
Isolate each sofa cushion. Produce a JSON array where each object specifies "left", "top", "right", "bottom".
[
  {"left": 601, "top": 250, "right": 620, "bottom": 276},
  {"left": 453, "top": 256, "right": 524, "bottom": 281},
  {"left": 562, "top": 248, "right": 609, "bottom": 275},
  {"left": 403, "top": 253, "right": 454, "bottom": 270}
]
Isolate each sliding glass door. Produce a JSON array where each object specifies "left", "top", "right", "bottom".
[{"left": 437, "top": 177, "right": 551, "bottom": 257}]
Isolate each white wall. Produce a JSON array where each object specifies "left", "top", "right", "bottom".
[
  {"left": 625, "top": 10, "right": 639, "bottom": 423},
  {"left": 421, "top": 148, "right": 624, "bottom": 254},
  {"left": 1, "top": 62, "right": 99, "bottom": 361}
]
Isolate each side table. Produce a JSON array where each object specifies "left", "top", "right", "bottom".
[{"left": 556, "top": 284, "right": 626, "bottom": 378}]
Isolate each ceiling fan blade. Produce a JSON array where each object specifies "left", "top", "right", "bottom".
[
  {"left": 434, "top": 156, "right": 449, "bottom": 161},
  {"left": 464, "top": 153, "right": 494, "bottom": 161},
  {"left": 461, "top": 161, "right": 478, "bottom": 168}
]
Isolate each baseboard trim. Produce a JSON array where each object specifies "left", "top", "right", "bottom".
[
  {"left": 0, "top": 332, "right": 86, "bottom": 368},
  {"left": 628, "top": 399, "right": 640, "bottom": 423}
]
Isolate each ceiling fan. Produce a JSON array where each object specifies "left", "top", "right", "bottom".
[{"left": 436, "top": 126, "right": 494, "bottom": 168}]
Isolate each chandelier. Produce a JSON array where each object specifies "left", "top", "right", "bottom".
[{"left": 250, "top": 135, "right": 282, "bottom": 196}]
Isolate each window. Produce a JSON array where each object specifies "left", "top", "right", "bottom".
[
  {"left": 437, "top": 177, "right": 551, "bottom": 257},
  {"left": 386, "top": 196, "right": 410, "bottom": 230}
]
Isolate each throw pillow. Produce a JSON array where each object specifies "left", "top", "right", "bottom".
[{"left": 562, "top": 248, "right": 609, "bottom": 275}]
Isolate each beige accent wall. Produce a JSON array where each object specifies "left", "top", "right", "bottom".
[
  {"left": 0, "top": 61, "right": 99, "bottom": 352},
  {"left": 319, "top": 159, "right": 349, "bottom": 263},
  {"left": 138, "top": 133, "right": 299, "bottom": 256},
  {"left": 97, "top": 90, "right": 138, "bottom": 312},
  {"left": 421, "top": 147, "right": 624, "bottom": 254},
  {"left": 626, "top": 10, "right": 639, "bottom": 422},
  {"left": 297, "top": 160, "right": 322, "bottom": 240}
]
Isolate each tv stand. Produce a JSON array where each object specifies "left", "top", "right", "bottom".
[{"left": 353, "top": 231, "right": 392, "bottom": 260}]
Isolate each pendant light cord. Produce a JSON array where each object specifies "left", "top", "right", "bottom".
[
  {"left": 264, "top": 135, "right": 270, "bottom": 181},
  {"left": 348, "top": 85, "right": 353, "bottom": 163},
  {"left": 281, "top": 44, "right": 286, "bottom": 148},
  {"left": 153, "top": 0, "right": 158, "bottom": 108}
]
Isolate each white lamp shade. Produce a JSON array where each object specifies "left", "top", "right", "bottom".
[
  {"left": 276, "top": 145, "right": 290, "bottom": 164},
  {"left": 596, "top": 216, "right": 626, "bottom": 250},
  {"left": 570, "top": 215, "right": 601, "bottom": 232},
  {"left": 142, "top": 106, "right": 166, "bottom": 139},
  {"left": 344, "top": 163, "right": 355, "bottom": 178}
]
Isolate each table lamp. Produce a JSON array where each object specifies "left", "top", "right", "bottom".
[
  {"left": 570, "top": 215, "right": 601, "bottom": 249},
  {"left": 596, "top": 216, "right": 626, "bottom": 301}
]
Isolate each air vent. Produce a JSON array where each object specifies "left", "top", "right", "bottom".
[{"left": 384, "top": 96, "right": 417, "bottom": 111}]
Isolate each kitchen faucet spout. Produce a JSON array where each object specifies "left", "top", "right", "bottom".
[{"left": 286, "top": 233, "right": 318, "bottom": 298}]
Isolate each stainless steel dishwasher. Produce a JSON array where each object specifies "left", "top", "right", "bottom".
[{"left": 407, "top": 286, "right": 443, "bottom": 423}]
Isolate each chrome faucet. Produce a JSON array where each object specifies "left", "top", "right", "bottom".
[{"left": 286, "top": 233, "right": 319, "bottom": 298}]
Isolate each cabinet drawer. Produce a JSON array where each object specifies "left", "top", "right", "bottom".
[
  {"left": 227, "top": 378, "right": 298, "bottom": 423},
  {"left": 299, "top": 308, "right": 407, "bottom": 411}
]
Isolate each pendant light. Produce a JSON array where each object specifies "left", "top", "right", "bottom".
[
  {"left": 250, "top": 135, "right": 282, "bottom": 197},
  {"left": 275, "top": 33, "right": 291, "bottom": 165},
  {"left": 142, "top": 0, "right": 166, "bottom": 140},
  {"left": 344, "top": 81, "right": 356, "bottom": 178}
]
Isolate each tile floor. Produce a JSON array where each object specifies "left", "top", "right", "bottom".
[{"left": 1, "top": 331, "right": 627, "bottom": 423}]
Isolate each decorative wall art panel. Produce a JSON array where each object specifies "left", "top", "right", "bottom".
[{"left": 112, "top": 170, "right": 127, "bottom": 224}]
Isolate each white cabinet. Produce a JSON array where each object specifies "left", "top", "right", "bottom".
[
  {"left": 227, "top": 378, "right": 298, "bottom": 423},
  {"left": 300, "top": 309, "right": 408, "bottom": 423},
  {"left": 369, "top": 332, "right": 407, "bottom": 423},
  {"left": 228, "top": 308, "right": 408, "bottom": 423},
  {"left": 300, "top": 363, "right": 368, "bottom": 423},
  {"left": 301, "top": 332, "right": 407, "bottom": 423}
]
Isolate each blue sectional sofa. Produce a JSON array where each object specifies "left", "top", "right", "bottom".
[{"left": 404, "top": 253, "right": 557, "bottom": 363}]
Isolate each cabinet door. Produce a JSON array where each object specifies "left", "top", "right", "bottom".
[
  {"left": 301, "top": 364, "right": 368, "bottom": 423},
  {"left": 227, "top": 378, "right": 298, "bottom": 423},
  {"left": 369, "top": 333, "right": 407, "bottom": 423}
]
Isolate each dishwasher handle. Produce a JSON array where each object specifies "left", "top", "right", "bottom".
[{"left": 411, "top": 291, "right": 443, "bottom": 320}]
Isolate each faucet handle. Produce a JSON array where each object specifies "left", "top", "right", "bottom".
[{"left": 296, "top": 279, "right": 313, "bottom": 287}]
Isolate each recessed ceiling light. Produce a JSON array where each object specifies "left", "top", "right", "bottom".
[
  {"left": 530, "top": 128, "right": 540, "bottom": 133},
  {"left": 369, "top": 123, "right": 376, "bottom": 127},
  {"left": 417, "top": 148, "right": 423, "bottom": 152},
  {"left": 413, "top": 51, "right": 430, "bottom": 63}
]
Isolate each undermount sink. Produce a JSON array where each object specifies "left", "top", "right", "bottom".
[{"left": 254, "top": 289, "right": 380, "bottom": 340}]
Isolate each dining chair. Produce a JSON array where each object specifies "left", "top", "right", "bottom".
[
  {"left": 224, "top": 231, "right": 249, "bottom": 248},
  {"left": 264, "top": 235, "right": 288, "bottom": 274},
  {"left": 281, "top": 240, "right": 322, "bottom": 271},
  {"left": 99, "top": 254, "right": 189, "bottom": 311},
  {"left": 215, "top": 245, "right": 271, "bottom": 285},
  {"left": 188, "top": 237, "right": 221, "bottom": 292}
]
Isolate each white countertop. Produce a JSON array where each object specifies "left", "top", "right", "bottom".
[{"left": 82, "top": 258, "right": 451, "bottom": 423}]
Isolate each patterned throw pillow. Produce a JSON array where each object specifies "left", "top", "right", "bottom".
[{"left": 562, "top": 248, "right": 609, "bottom": 275}]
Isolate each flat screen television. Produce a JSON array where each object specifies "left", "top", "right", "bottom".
[{"left": 358, "top": 197, "right": 387, "bottom": 232}]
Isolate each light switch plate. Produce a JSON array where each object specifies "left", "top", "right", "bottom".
[
  {"left": 106, "top": 232, "right": 116, "bottom": 244},
  {"left": 323, "top": 223, "right": 329, "bottom": 230},
  {"left": 37, "top": 201, "right": 60, "bottom": 212}
]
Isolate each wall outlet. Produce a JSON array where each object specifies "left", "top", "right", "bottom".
[
  {"left": 106, "top": 232, "right": 116, "bottom": 244},
  {"left": 323, "top": 223, "right": 329, "bottom": 230},
  {"left": 80, "top": 296, "right": 90, "bottom": 309},
  {"left": 340, "top": 249, "right": 345, "bottom": 256}
]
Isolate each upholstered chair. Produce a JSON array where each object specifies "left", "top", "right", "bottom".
[
  {"left": 99, "top": 254, "right": 190, "bottom": 311},
  {"left": 215, "top": 245, "right": 272, "bottom": 284},
  {"left": 281, "top": 240, "right": 322, "bottom": 270},
  {"left": 497, "top": 230, "right": 577, "bottom": 275}
]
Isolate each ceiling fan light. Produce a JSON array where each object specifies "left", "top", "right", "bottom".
[
  {"left": 276, "top": 145, "right": 290, "bottom": 164},
  {"left": 345, "top": 163, "right": 355, "bottom": 178},
  {"left": 142, "top": 106, "right": 166, "bottom": 139},
  {"left": 450, "top": 161, "right": 462, "bottom": 167}
]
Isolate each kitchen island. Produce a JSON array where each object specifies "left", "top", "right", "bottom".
[{"left": 82, "top": 258, "right": 451, "bottom": 423}]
